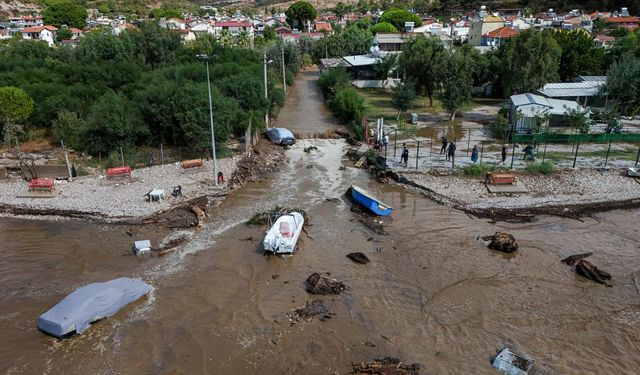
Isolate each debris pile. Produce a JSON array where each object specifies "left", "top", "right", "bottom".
[
  {"left": 491, "top": 347, "right": 534, "bottom": 375},
  {"left": 487, "top": 232, "right": 519, "bottom": 253},
  {"left": 352, "top": 357, "right": 420, "bottom": 375},
  {"left": 287, "top": 300, "right": 334, "bottom": 324},
  {"left": 305, "top": 273, "right": 346, "bottom": 295},
  {"left": 247, "top": 206, "right": 309, "bottom": 227},
  {"left": 157, "top": 230, "right": 195, "bottom": 255},
  {"left": 303, "top": 145, "right": 318, "bottom": 153},
  {"left": 347, "top": 252, "right": 370, "bottom": 264},
  {"left": 562, "top": 252, "right": 612, "bottom": 286}
]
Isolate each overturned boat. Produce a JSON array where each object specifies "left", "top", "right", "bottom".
[
  {"left": 37, "top": 278, "right": 153, "bottom": 338},
  {"left": 263, "top": 212, "right": 304, "bottom": 255},
  {"left": 350, "top": 184, "right": 394, "bottom": 216}
]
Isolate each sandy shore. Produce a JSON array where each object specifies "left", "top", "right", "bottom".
[
  {"left": 390, "top": 168, "right": 640, "bottom": 218},
  {"left": 0, "top": 140, "right": 284, "bottom": 222}
]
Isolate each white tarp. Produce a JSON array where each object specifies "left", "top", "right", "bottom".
[{"left": 38, "top": 278, "right": 153, "bottom": 338}]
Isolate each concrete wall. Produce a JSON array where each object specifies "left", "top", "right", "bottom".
[
  {"left": 352, "top": 79, "right": 400, "bottom": 89},
  {"left": 21, "top": 165, "right": 69, "bottom": 179}
]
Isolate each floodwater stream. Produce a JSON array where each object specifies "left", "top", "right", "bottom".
[{"left": 2, "top": 70, "right": 640, "bottom": 375}]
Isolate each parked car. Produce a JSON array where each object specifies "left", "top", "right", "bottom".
[{"left": 266, "top": 128, "right": 296, "bottom": 146}]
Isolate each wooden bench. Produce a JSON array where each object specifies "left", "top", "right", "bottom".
[
  {"left": 107, "top": 166, "right": 132, "bottom": 179},
  {"left": 486, "top": 172, "right": 516, "bottom": 185},
  {"left": 29, "top": 178, "right": 55, "bottom": 192},
  {"left": 181, "top": 159, "right": 203, "bottom": 169}
]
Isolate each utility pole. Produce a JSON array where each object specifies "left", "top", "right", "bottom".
[
  {"left": 281, "top": 45, "right": 287, "bottom": 95},
  {"left": 197, "top": 54, "right": 218, "bottom": 186},
  {"left": 263, "top": 51, "right": 269, "bottom": 129}
]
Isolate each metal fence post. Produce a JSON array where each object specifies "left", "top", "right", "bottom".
[
  {"left": 466, "top": 129, "right": 471, "bottom": 156},
  {"left": 393, "top": 130, "right": 397, "bottom": 158},
  {"left": 479, "top": 143, "right": 484, "bottom": 163},
  {"left": 160, "top": 144, "right": 164, "bottom": 165},
  {"left": 636, "top": 145, "right": 640, "bottom": 166},
  {"left": 416, "top": 141, "right": 420, "bottom": 169},
  {"left": 604, "top": 137, "right": 612, "bottom": 167},
  {"left": 572, "top": 140, "right": 580, "bottom": 168},
  {"left": 542, "top": 141, "right": 547, "bottom": 163},
  {"left": 510, "top": 143, "right": 516, "bottom": 169},
  {"left": 429, "top": 128, "right": 433, "bottom": 156}
]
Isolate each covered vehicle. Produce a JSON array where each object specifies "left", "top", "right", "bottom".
[
  {"left": 37, "top": 278, "right": 153, "bottom": 338},
  {"left": 266, "top": 127, "right": 296, "bottom": 145}
]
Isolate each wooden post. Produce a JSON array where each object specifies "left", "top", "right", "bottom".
[{"left": 61, "top": 140, "right": 72, "bottom": 179}]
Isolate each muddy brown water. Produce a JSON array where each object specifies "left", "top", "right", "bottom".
[{"left": 2, "top": 72, "right": 640, "bottom": 375}]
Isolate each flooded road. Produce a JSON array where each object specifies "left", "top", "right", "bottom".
[{"left": 2, "top": 72, "right": 640, "bottom": 375}]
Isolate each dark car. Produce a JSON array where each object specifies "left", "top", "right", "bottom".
[{"left": 266, "top": 128, "right": 296, "bottom": 146}]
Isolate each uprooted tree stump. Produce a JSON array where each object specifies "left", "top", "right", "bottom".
[
  {"left": 247, "top": 206, "right": 309, "bottom": 227},
  {"left": 575, "top": 259, "right": 612, "bottom": 286},
  {"left": 347, "top": 252, "right": 370, "bottom": 264},
  {"left": 352, "top": 357, "right": 420, "bottom": 375},
  {"left": 305, "top": 273, "right": 346, "bottom": 295},
  {"left": 487, "top": 232, "right": 519, "bottom": 253}
]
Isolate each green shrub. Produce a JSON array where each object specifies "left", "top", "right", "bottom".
[
  {"left": 525, "top": 161, "right": 555, "bottom": 174},
  {"left": 463, "top": 162, "right": 494, "bottom": 176},
  {"left": 318, "top": 67, "right": 351, "bottom": 98},
  {"left": 328, "top": 86, "right": 365, "bottom": 124}
]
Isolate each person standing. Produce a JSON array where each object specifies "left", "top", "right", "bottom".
[
  {"left": 440, "top": 136, "right": 448, "bottom": 155},
  {"left": 448, "top": 142, "right": 457, "bottom": 166},
  {"left": 501, "top": 144, "right": 508, "bottom": 165},
  {"left": 401, "top": 143, "right": 409, "bottom": 167},
  {"left": 470, "top": 145, "right": 478, "bottom": 164},
  {"left": 383, "top": 133, "right": 389, "bottom": 151}
]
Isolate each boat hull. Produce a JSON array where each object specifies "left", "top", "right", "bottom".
[
  {"left": 351, "top": 185, "right": 394, "bottom": 216},
  {"left": 263, "top": 212, "right": 304, "bottom": 254}
]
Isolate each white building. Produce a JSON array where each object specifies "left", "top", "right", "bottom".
[{"left": 21, "top": 25, "right": 57, "bottom": 46}]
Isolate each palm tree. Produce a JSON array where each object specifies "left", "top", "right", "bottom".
[
  {"left": 218, "top": 30, "right": 233, "bottom": 47},
  {"left": 237, "top": 30, "right": 253, "bottom": 49}
]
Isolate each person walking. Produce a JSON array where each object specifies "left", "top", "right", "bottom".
[
  {"left": 501, "top": 144, "right": 508, "bottom": 165},
  {"left": 470, "top": 145, "right": 478, "bottom": 164},
  {"left": 440, "top": 136, "right": 448, "bottom": 155},
  {"left": 401, "top": 143, "right": 409, "bottom": 167},
  {"left": 448, "top": 142, "right": 457, "bottom": 166}
]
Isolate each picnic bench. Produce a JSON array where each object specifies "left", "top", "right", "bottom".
[
  {"left": 181, "top": 159, "right": 203, "bottom": 169},
  {"left": 486, "top": 172, "right": 516, "bottom": 185},
  {"left": 107, "top": 166, "right": 132, "bottom": 179},
  {"left": 29, "top": 178, "right": 55, "bottom": 192}
]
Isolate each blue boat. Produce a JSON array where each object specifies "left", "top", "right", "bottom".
[{"left": 350, "top": 184, "right": 394, "bottom": 216}]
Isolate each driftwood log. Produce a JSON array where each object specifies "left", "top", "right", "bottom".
[
  {"left": 352, "top": 357, "right": 420, "bottom": 375},
  {"left": 561, "top": 253, "right": 612, "bottom": 286},
  {"left": 561, "top": 252, "right": 593, "bottom": 266}
]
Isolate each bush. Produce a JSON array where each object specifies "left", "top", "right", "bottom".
[
  {"left": 328, "top": 86, "right": 365, "bottom": 124},
  {"left": 525, "top": 161, "right": 555, "bottom": 174},
  {"left": 318, "top": 67, "right": 351, "bottom": 98},
  {"left": 463, "top": 162, "right": 494, "bottom": 176},
  {"left": 490, "top": 108, "right": 510, "bottom": 141}
]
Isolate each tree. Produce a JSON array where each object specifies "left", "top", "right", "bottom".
[
  {"left": 0, "top": 86, "right": 34, "bottom": 147},
  {"left": 370, "top": 21, "right": 397, "bottom": 33},
  {"left": 52, "top": 110, "right": 81, "bottom": 147},
  {"left": 328, "top": 86, "right": 365, "bottom": 124},
  {"left": 399, "top": 35, "right": 446, "bottom": 106},
  {"left": 285, "top": 1, "right": 317, "bottom": 32},
  {"left": 496, "top": 29, "right": 562, "bottom": 96},
  {"left": 318, "top": 67, "right": 351, "bottom": 98},
  {"left": 42, "top": 1, "right": 87, "bottom": 29},
  {"left": 603, "top": 53, "right": 640, "bottom": 115},
  {"left": 237, "top": 30, "right": 253, "bottom": 49},
  {"left": 218, "top": 30, "right": 233, "bottom": 47},
  {"left": 564, "top": 107, "right": 592, "bottom": 134},
  {"left": 437, "top": 50, "right": 473, "bottom": 120},
  {"left": 379, "top": 9, "right": 422, "bottom": 31},
  {"left": 55, "top": 28, "right": 73, "bottom": 43},
  {"left": 332, "top": 2, "right": 351, "bottom": 20},
  {"left": 391, "top": 81, "right": 416, "bottom": 120},
  {"left": 373, "top": 54, "right": 397, "bottom": 79},
  {"left": 551, "top": 29, "right": 604, "bottom": 81}
]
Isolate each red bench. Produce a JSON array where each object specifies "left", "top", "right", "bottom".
[
  {"left": 107, "top": 166, "right": 132, "bottom": 179},
  {"left": 29, "top": 178, "right": 55, "bottom": 192},
  {"left": 181, "top": 159, "right": 203, "bottom": 169},
  {"left": 486, "top": 172, "right": 516, "bottom": 185}
]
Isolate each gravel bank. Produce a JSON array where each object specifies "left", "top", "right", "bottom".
[
  {"left": 0, "top": 158, "right": 238, "bottom": 221},
  {"left": 398, "top": 168, "right": 640, "bottom": 213}
]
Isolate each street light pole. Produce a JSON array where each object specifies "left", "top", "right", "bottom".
[
  {"left": 198, "top": 54, "right": 218, "bottom": 186},
  {"left": 263, "top": 51, "right": 269, "bottom": 129}
]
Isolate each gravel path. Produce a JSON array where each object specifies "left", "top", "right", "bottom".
[
  {"left": 403, "top": 169, "right": 640, "bottom": 210},
  {"left": 0, "top": 158, "right": 237, "bottom": 219}
]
